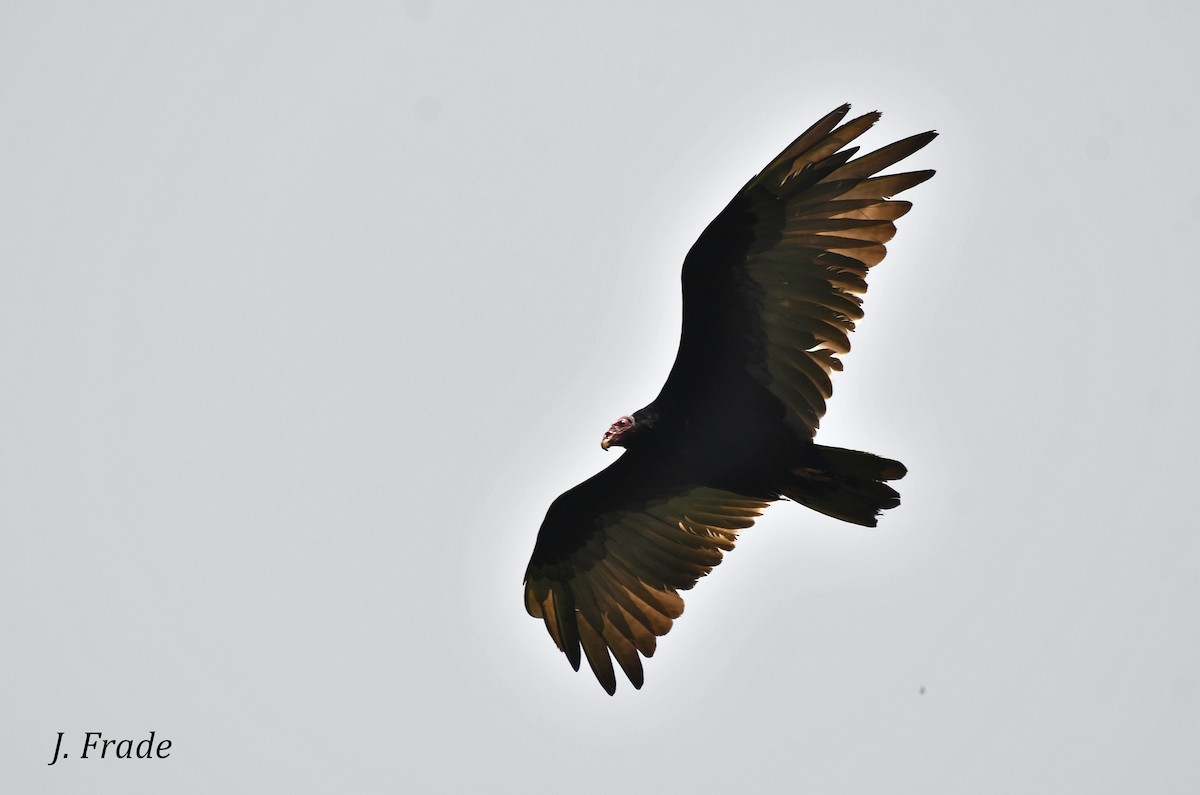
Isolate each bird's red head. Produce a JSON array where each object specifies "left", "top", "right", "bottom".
[{"left": 600, "top": 415, "right": 636, "bottom": 450}]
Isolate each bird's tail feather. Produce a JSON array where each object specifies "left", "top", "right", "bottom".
[{"left": 781, "top": 445, "right": 906, "bottom": 527}]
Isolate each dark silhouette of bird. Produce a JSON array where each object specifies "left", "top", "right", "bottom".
[{"left": 524, "top": 104, "right": 935, "bottom": 694}]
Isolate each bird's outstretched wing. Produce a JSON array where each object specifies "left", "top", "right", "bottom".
[
  {"left": 524, "top": 450, "right": 768, "bottom": 694},
  {"left": 655, "top": 104, "right": 935, "bottom": 436}
]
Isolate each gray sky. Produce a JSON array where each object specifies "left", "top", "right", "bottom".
[{"left": 3, "top": 1, "right": 1198, "bottom": 792}]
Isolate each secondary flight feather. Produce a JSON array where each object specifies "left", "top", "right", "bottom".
[{"left": 524, "top": 104, "right": 935, "bottom": 694}]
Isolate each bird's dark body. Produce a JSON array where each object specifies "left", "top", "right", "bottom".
[{"left": 523, "top": 104, "right": 933, "bottom": 693}]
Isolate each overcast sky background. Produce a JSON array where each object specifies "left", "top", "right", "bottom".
[{"left": 3, "top": 1, "right": 1198, "bottom": 792}]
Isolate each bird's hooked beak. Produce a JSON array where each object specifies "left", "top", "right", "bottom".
[{"left": 600, "top": 436, "right": 612, "bottom": 451}]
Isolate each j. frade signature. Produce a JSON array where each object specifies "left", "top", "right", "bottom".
[{"left": 48, "top": 731, "right": 171, "bottom": 766}]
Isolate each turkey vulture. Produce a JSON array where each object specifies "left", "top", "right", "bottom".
[{"left": 523, "top": 104, "right": 935, "bottom": 694}]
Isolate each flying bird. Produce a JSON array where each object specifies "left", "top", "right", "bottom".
[{"left": 523, "top": 104, "right": 935, "bottom": 694}]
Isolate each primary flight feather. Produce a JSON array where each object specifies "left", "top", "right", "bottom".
[{"left": 524, "top": 104, "right": 935, "bottom": 694}]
